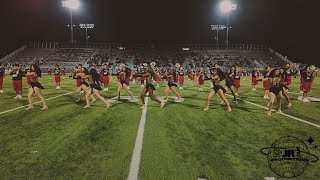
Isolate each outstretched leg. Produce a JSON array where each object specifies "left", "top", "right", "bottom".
[
  {"left": 170, "top": 86, "right": 181, "bottom": 99},
  {"left": 140, "top": 88, "right": 147, "bottom": 108},
  {"left": 204, "top": 89, "right": 215, "bottom": 111},
  {"left": 217, "top": 89, "right": 232, "bottom": 111},
  {"left": 27, "top": 88, "right": 34, "bottom": 110},
  {"left": 268, "top": 92, "right": 276, "bottom": 116},
  {"left": 34, "top": 87, "right": 48, "bottom": 110},
  {"left": 93, "top": 89, "right": 110, "bottom": 108}
]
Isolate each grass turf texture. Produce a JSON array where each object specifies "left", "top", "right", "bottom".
[{"left": 0, "top": 75, "right": 320, "bottom": 179}]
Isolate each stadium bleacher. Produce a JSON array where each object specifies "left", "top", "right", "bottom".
[{"left": 0, "top": 44, "right": 288, "bottom": 72}]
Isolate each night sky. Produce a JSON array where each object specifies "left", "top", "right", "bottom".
[{"left": 0, "top": 0, "right": 319, "bottom": 64}]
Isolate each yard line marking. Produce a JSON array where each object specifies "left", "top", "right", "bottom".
[
  {"left": 0, "top": 91, "right": 74, "bottom": 115},
  {"left": 225, "top": 94, "right": 320, "bottom": 129},
  {"left": 128, "top": 97, "right": 149, "bottom": 180}
]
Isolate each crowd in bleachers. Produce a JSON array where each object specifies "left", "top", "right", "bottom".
[{"left": 1, "top": 47, "right": 289, "bottom": 73}]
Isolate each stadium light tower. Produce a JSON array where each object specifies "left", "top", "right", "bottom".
[
  {"left": 220, "top": 0, "right": 236, "bottom": 49},
  {"left": 62, "top": 0, "right": 80, "bottom": 43}
]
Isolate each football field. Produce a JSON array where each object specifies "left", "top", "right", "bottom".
[{"left": 0, "top": 75, "right": 320, "bottom": 179}]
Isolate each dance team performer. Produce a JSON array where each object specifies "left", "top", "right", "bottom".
[
  {"left": 164, "top": 68, "right": 182, "bottom": 102},
  {"left": 204, "top": 64, "right": 232, "bottom": 112},
  {"left": 117, "top": 64, "right": 135, "bottom": 101},
  {"left": 140, "top": 63, "right": 165, "bottom": 109},
  {"left": 26, "top": 64, "right": 48, "bottom": 110},
  {"left": 81, "top": 68, "right": 111, "bottom": 109}
]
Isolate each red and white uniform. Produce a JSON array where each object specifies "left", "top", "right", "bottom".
[
  {"left": 198, "top": 71, "right": 205, "bottom": 85},
  {"left": 232, "top": 70, "right": 241, "bottom": 89},
  {"left": 54, "top": 68, "right": 61, "bottom": 82},
  {"left": 11, "top": 69, "right": 23, "bottom": 92},
  {"left": 251, "top": 70, "right": 259, "bottom": 85},
  {"left": 178, "top": 70, "right": 184, "bottom": 84},
  {"left": 101, "top": 68, "right": 110, "bottom": 85}
]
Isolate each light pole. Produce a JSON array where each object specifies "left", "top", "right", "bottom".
[
  {"left": 62, "top": 0, "right": 80, "bottom": 43},
  {"left": 220, "top": 1, "right": 236, "bottom": 49},
  {"left": 211, "top": 25, "right": 227, "bottom": 47},
  {"left": 80, "top": 24, "right": 94, "bottom": 47}
]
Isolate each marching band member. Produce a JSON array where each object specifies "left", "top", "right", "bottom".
[
  {"left": 198, "top": 67, "right": 205, "bottom": 91},
  {"left": 9, "top": 64, "right": 23, "bottom": 99},
  {"left": 54, "top": 64, "right": 61, "bottom": 89},
  {"left": 61, "top": 67, "right": 66, "bottom": 79},
  {"left": 0, "top": 63, "right": 5, "bottom": 93},
  {"left": 26, "top": 64, "right": 48, "bottom": 110},
  {"left": 301, "top": 65, "right": 317, "bottom": 102},
  {"left": 47, "top": 67, "right": 52, "bottom": 79},
  {"left": 188, "top": 68, "right": 195, "bottom": 87},
  {"left": 251, "top": 67, "right": 260, "bottom": 91},
  {"left": 140, "top": 63, "right": 165, "bottom": 109},
  {"left": 140, "top": 63, "right": 147, "bottom": 87},
  {"left": 100, "top": 64, "right": 110, "bottom": 91},
  {"left": 204, "top": 64, "right": 232, "bottom": 112},
  {"left": 178, "top": 66, "right": 185, "bottom": 90},
  {"left": 232, "top": 66, "right": 241, "bottom": 96}
]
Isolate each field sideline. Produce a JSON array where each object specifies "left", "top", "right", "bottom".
[{"left": 0, "top": 75, "right": 320, "bottom": 179}]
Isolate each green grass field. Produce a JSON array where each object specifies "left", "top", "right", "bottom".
[{"left": 1, "top": 75, "right": 320, "bottom": 180}]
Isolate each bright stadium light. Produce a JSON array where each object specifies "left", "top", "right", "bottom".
[
  {"left": 62, "top": 0, "right": 80, "bottom": 10},
  {"left": 62, "top": 0, "right": 81, "bottom": 43},
  {"left": 219, "top": 0, "right": 237, "bottom": 49},
  {"left": 220, "top": 1, "right": 237, "bottom": 13}
]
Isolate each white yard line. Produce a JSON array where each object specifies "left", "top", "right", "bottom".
[
  {"left": 128, "top": 97, "right": 149, "bottom": 180},
  {"left": 0, "top": 91, "right": 74, "bottom": 115},
  {"left": 225, "top": 94, "right": 320, "bottom": 129}
]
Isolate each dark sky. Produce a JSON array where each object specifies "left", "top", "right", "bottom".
[{"left": 0, "top": 0, "right": 319, "bottom": 64}]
